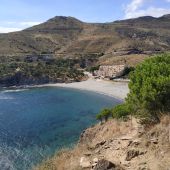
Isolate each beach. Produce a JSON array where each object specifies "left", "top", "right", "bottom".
[{"left": 48, "top": 78, "right": 129, "bottom": 100}]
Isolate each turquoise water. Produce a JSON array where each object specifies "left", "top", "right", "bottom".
[{"left": 0, "top": 87, "right": 121, "bottom": 170}]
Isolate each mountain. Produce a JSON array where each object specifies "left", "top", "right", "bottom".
[{"left": 0, "top": 14, "right": 170, "bottom": 61}]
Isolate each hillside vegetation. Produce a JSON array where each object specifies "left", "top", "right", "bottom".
[
  {"left": 0, "top": 56, "right": 87, "bottom": 87},
  {"left": 0, "top": 15, "right": 170, "bottom": 66},
  {"left": 1, "top": 14, "right": 170, "bottom": 85}
]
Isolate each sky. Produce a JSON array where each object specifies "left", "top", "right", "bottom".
[{"left": 0, "top": 0, "right": 170, "bottom": 33}]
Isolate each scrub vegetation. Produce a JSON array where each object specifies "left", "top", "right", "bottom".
[{"left": 96, "top": 53, "right": 170, "bottom": 124}]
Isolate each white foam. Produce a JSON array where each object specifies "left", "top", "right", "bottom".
[
  {"left": 2, "top": 89, "right": 28, "bottom": 93},
  {"left": 0, "top": 96, "right": 14, "bottom": 100}
]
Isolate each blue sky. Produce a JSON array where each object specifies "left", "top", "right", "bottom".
[{"left": 0, "top": 0, "right": 170, "bottom": 33}]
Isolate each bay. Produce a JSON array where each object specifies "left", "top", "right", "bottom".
[{"left": 0, "top": 87, "right": 121, "bottom": 170}]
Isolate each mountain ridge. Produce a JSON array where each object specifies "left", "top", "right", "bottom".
[{"left": 0, "top": 14, "right": 170, "bottom": 62}]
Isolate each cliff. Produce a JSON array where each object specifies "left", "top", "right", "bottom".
[
  {"left": 94, "top": 65, "right": 126, "bottom": 79},
  {"left": 35, "top": 116, "right": 170, "bottom": 170}
]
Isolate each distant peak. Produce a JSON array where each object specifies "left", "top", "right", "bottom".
[
  {"left": 48, "top": 16, "right": 83, "bottom": 23},
  {"left": 160, "top": 14, "right": 170, "bottom": 19},
  {"left": 138, "top": 16, "right": 155, "bottom": 20}
]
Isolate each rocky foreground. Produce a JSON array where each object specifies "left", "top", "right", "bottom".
[{"left": 35, "top": 116, "right": 170, "bottom": 170}]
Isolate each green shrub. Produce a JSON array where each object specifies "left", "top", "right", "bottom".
[
  {"left": 96, "top": 108, "right": 112, "bottom": 122},
  {"left": 87, "top": 65, "right": 100, "bottom": 73},
  {"left": 123, "top": 66, "right": 135, "bottom": 78},
  {"left": 101, "top": 108, "right": 112, "bottom": 121},
  {"left": 112, "top": 103, "right": 130, "bottom": 119},
  {"left": 126, "top": 53, "right": 170, "bottom": 122},
  {"left": 96, "top": 113, "right": 103, "bottom": 123}
]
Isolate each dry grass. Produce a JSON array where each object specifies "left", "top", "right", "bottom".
[
  {"left": 34, "top": 116, "right": 170, "bottom": 170},
  {"left": 34, "top": 146, "right": 87, "bottom": 170},
  {"left": 99, "top": 54, "right": 150, "bottom": 67},
  {"left": 34, "top": 118, "right": 136, "bottom": 170}
]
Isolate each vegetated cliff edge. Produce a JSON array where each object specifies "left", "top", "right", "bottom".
[
  {"left": 0, "top": 56, "right": 88, "bottom": 87},
  {"left": 35, "top": 116, "right": 170, "bottom": 170}
]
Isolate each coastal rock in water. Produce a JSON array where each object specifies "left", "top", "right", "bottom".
[{"left": 93, "top": 159, "right": 124, "bottom": 170}]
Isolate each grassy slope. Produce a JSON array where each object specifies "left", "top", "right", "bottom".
[
  {"left": 34, "top": 116, "right": 170, "bottom": 170},
  {"left": 0, "top": 15, "right": 170, "bottom": 62}
]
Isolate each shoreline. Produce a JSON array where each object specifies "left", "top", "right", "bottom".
[
  {"left": 48, "top": 79, "right": 129, "bottom": 100},
  {"left": 0, "top": 78, "right": 129, "bottom": 100},
  {"left": 40, "top": 78, "right": 129, "bottom": 100}
]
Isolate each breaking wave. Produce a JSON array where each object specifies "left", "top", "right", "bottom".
[{"left": 1, "top": 89, "right": 29, "bottom": 93}]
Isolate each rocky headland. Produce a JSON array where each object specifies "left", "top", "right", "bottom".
[{"left": 35, "top": 116, "right": 170, "bottom": 170}]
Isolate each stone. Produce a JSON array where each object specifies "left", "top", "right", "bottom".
[
  {"left": 84, "top": 152, "right": 92, "bottom": 156},
  {"left": 93, "top": 158, "right": 99, "bottom": 163},
  {"left": 95, "top": 140, "right": 106, "bottom": 148},
  {"left": 80, "top": 157, "right": 91, "bottom": 168},
  {"left": 94, "top": 65, "right": 126, "bottom": 79},
  {"left": 125, "top": 149, "right": 146, "bottom": 161},
  {"left": 132, "top": 139, "right": 141, "bottom": 146},
  {"left": 125, "top": 150, "right": 140, "bottom": 161},
  {"left": 104, "top": 145, "right": 110, "bottom": 149},
  {"left": 150, "top": 138, "right": 158, "bottom": 144},
  {"left": 93, "top": 159, "right": 124, "bottom": 170},
  {"left": 128, "top": 139, "right": 141, "bottom": 147},
  {"left": 92, "top": 163, "right": 98, "bottom": 169},
  {"left": 94, "top": 150, "right": 100, "bottom": 154}
]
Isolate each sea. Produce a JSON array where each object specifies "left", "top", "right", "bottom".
[{"left": 0, "top": 87, "right": 121, "bottom": 170}]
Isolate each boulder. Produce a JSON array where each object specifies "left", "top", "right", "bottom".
[
  {"left": 125, "top": 149, "right": 145, "bottom": 161},
  {"left": 84, "top": 151, "right": 92, "bottom": 156},
  {"left": 126, "top": 150, "right": 140, "bottom": 161},
  {"left": 93, "top": 159, "right": 124, "bottom": 170},
  {"left": 93, "top": 158, "right": 99, "bottom": 163},
  {"left": 80, "top": 157, "right": 91, "bottom": 169},
  {"left": 95, "top": 140, "right": 106, "bottom": 148}
]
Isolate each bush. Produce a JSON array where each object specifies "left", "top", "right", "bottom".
[
  {"left": 112, "top": 103, "right": 130, "bottom": 119},
  {"left": 87, "top": 65, "right": 100, "bottom": 73},
  {"left": 123, "top": 66, "right": 135, "bottom": 78},
  {"left": 96, "top": 113, "right": 103, "bottom": 123},
  {"left": 102, "top": 108, "right": 112, "bottom": 121},
  {"left": 96, "top": 108, "right": 112, "bottom": 122},
  {"left": 126, "top": 53, "right": 170, "bottom": 122}
]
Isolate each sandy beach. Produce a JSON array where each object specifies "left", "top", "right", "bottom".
[
  {"left": 47, "top": 78, "right": 129, "bottom": 100},
  {"left": 1, "top": 77, "right": 129, "bottom": 100}
]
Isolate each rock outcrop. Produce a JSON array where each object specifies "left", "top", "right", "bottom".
[
  {"left": 94, "top": 65, "right": 126, "bottom": 79},
  {"left": 35, "top": 116, "right": 170, "bottom": 170}
]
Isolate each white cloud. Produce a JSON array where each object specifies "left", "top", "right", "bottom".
[
  {"left": 125, "top": 7, "right": 170, "bottom": 19},
  {"left": 0, "top": 21, "right": 41, "bottom": 33},
  {"left": 0, "top": 26, "right": 22, "bottom": 33},
  {"left": 126, "top": 0, "right": 145, "bottom": 14},
  {"left": 166, "top": 0, "right": 170, "bottom": 2},
  {"left": 124, "top": 0, "right": 170, "bottom": 19},
  {"left": 19, "top": 21, "right": 41, "bottom": 26}
]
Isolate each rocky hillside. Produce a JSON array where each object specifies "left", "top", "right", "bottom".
[
  {"left": 0, "top": 15, "right": 170, "bottom": 62},
  {"left": 35, "top": 116, "right": 170, "bottom": 170}
]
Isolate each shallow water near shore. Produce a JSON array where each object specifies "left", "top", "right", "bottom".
[{"left": 0, "top": 87, "right": 121, "bottom": 170}]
